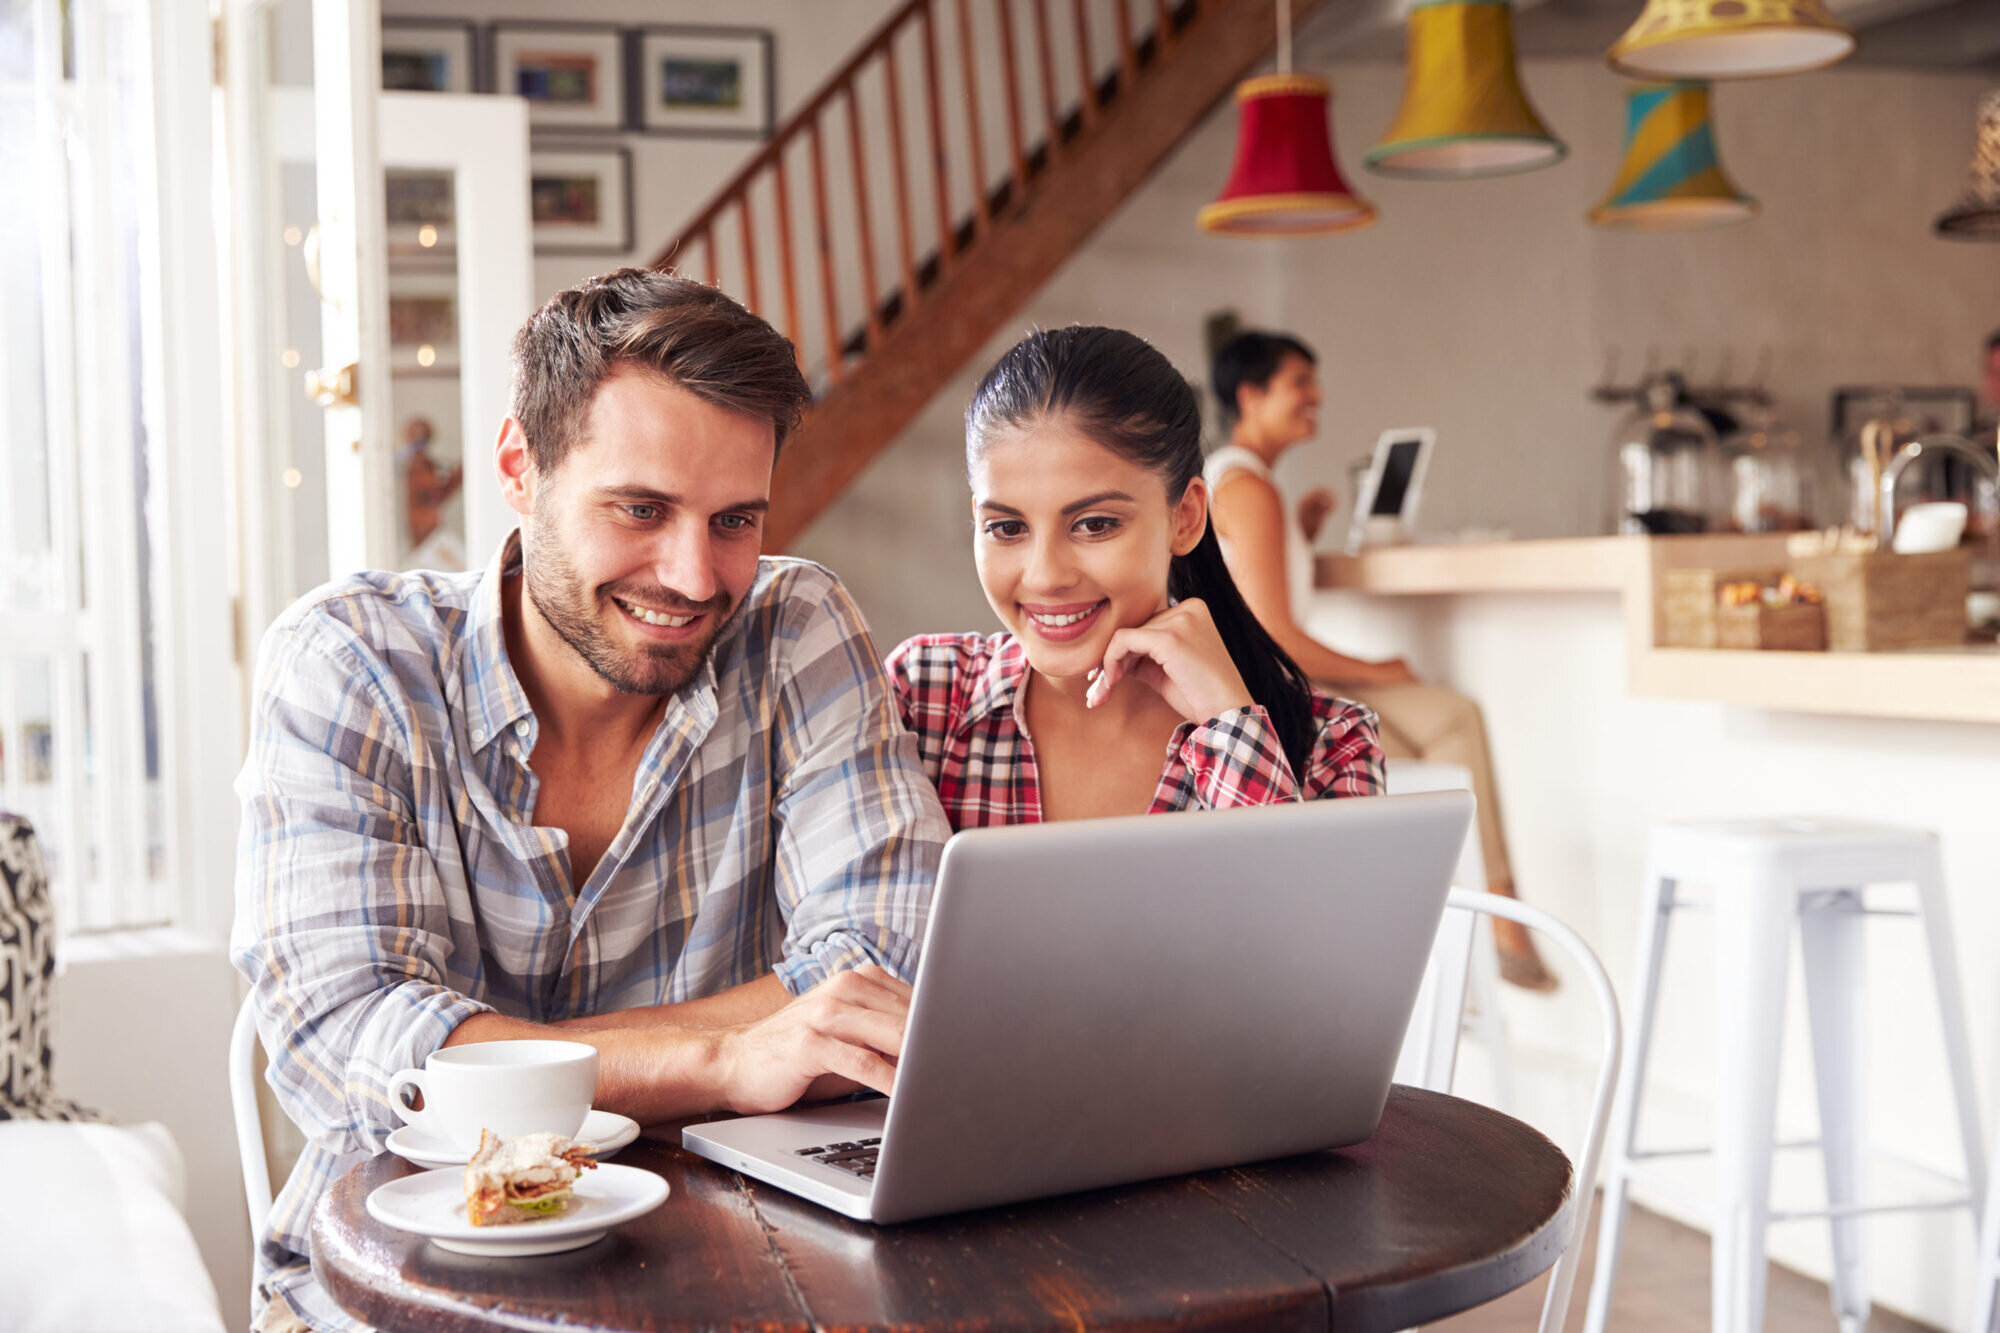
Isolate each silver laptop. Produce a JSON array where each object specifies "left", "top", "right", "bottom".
[{"left": 683, "top": 791, "right": 1472, "bottom": 1223}]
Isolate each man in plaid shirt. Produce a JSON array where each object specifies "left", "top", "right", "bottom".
[{"left": 232, "top": 270, "right": 948, "bottom": 1332}]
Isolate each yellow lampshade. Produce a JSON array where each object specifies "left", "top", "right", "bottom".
[
  {"left": 1607, "top": 0, "right": 1854, "bottom": 80},
  {"left": 1934, "top": 89, "right": 2000, "bottom": 240},
  {"left": 1589, "top": 81, "right": 1756, "bottom": 230},
  {"left": 1367, "top": 0, "right": 1564, "bottom": 178}
]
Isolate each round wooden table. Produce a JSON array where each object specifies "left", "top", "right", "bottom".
[{"left": 313, "top": 1085, "right": 1572, "bottom": 1333}]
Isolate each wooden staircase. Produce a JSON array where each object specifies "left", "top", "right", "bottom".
[{"left": 649, "top": 0, "right": 1331, "bottom": 550}]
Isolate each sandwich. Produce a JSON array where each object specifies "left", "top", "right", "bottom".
[{"left": 463, "top": 1129, "right": 597, "bottom": 1225}]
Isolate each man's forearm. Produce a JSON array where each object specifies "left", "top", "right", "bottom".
[
  {"left": 550, "top": 972, "right": 793, "bottom": 1032},
  {"left": 443, "top": 1011, "right": 737, "bottom": 1123}
]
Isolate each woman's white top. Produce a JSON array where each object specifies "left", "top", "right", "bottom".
[{"left": 1204, "top": 444, "right": 1315, "bottom": 625}]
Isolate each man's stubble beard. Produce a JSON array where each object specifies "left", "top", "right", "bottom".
[{"left": 521, "top": 516, "right": 739, "bottom": 697}]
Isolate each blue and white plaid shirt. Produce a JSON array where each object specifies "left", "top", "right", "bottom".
[{"left": 231, "top": 534, "right": 947, "bottom": 1330}]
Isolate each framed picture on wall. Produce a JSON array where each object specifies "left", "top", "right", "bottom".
[
  {"left": 529, "top": 146, "right": 633, "bottom": 254},
  {"left": 384, "top": 168, "right": 456, "bottom": 260},
  {"left": 632, "top": 26, "right": 774, "bottom": 138},
  {"left": 387, "top": 271, "right": 460, "bottom": 374},
  {"left": 491, "top": 23, "right": 626, "bottom": 131},
  {"left": 381, "top": 20, "right": 478, "bottom": 93}
]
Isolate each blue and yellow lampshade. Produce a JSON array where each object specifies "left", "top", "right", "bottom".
[
  {"left": 1607, "top": 0, "right": 1853, "bottom": 80},
  {"left": 1367, "top": 0, "right": 1564, "bottom": 179},
  {"left": 1589, "top": 81, "right": 1756, "bottom": 230}
]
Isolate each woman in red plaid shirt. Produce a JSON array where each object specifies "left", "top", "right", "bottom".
[{"left": 887, "top": 326, "right": 1384, "bottom": 829}]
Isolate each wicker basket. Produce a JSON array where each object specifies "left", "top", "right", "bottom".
[
  {"left": 1787, "top": 549, "right": 1972, "bottom": 651},
  {"left": 1715, "top": 602, "right": 1827, "bottom": 651},
  {"left": 1661, "top": 567, "right": 1784, "bottom": 648}
]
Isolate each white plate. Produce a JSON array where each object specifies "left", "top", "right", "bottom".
[
  {"left": 366, "top": 1161, "right": 668, "bottom": 1257},
  {"left": 385, "top": 1110, "right": 642, "bottom": 1171}
]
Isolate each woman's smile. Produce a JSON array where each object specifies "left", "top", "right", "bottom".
[{"left": 1019, "top": 599, "right": 1108, "bottom": 642}]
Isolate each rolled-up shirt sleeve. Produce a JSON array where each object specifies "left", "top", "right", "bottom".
[
  {"left": 766, "top": 571, "right": 949, "bottom": 994},
  {"left": 230, "top": 616, "right": 491, "bottom": 1158}
]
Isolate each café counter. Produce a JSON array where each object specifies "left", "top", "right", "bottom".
[
  {"left": 1308, "top": 532, "right": 1999, "bottom": 1331},
  {"left": 1314, "top": 534, "right": 2000, "bottom": 725}
]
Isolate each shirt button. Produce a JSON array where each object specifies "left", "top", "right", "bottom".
[
  {"left": 472, "top": 726, "right": 485, "bottom": 743},
  {"left": 514, "top": 720, "right": 530, "bottom": 738}
]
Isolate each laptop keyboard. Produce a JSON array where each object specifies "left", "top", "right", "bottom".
[{"left": 793, "top": 1137, "right": 882, "bottom": 1179}]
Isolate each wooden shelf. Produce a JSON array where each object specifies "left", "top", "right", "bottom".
[{"left": 1317, "top": 535, "right": 2000, "bottom": 724}]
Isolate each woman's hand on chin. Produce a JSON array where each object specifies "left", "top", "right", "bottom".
[{"left": 1085, "top": 599, "right": 1254, "bottom": 725}]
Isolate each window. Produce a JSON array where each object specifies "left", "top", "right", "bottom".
[{"left": 2, "top": 0, "right": 237, "bottom": 937}]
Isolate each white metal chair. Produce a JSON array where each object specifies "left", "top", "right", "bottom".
[
  {"left": 1977, "top": 1143, "right": 2000, "bottom": 1333},
  {"left": 1389, "top": 759, "right": 1516, "bottom": 1108},
  {"left": 229, "top": 993, "right": 274, "bottom": 1241},
  {"left": 1407, "top": 887, "right": 1622, "bottom": 1333}
]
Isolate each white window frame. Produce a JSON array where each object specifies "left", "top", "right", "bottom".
[{"left": 4, "top": 0, "right": 242, "bottom": 944}]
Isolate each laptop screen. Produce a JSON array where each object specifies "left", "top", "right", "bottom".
[{"left": 1370, "top": 438, "right": 1424, "bottom": 516}]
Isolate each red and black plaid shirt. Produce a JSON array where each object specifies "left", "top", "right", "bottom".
[{"left": 885, "top": 633, "right": 1385, "bottom": 829}]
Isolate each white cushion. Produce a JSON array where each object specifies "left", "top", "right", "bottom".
[{"left": 0, "top": 1120, "right": 225, "bottom": 1333}]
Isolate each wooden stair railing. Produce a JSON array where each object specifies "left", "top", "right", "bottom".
[{"left": 649, "top": 0, "right": 1330, "bottom": 550}]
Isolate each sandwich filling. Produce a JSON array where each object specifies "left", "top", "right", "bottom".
[{"left": 464, "top": 1129, "right": 597, "bottom": 1225}]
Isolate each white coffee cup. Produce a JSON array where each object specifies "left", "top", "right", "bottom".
[{"left": 388, "top": 1040, "right": 598, "bottom": 1151}]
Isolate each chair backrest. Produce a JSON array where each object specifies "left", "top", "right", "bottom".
[
  {"left": 229, "top": 995, "right": 273, "bottom": 1239},
  {"left": 1385, "top": 760, "right": 1487, "bottom": 1092},
  {"left": 1432, "top": 888, "right": 1622, "bottom": 1333}
]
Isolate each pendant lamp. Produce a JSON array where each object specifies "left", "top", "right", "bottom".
[
  {"left": 1934, "top": 89, "right": 2000, "bottom": 240},
  {"left": 1607, "top": 0, "right": 1853, "bottom": 80},
  {"left": 1589, "top": 81, "right": 1756, "bottom": 230},
  {"left": 1366, "top": 0, "right": 1565, "bottom": 179},
  {"left": 1198, "top": 0, "right": 1376, "bottom": 235}
]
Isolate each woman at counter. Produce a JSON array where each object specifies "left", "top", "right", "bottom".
[{"left": 1205, "top": 330, "right": 1553, "bottom": 990}]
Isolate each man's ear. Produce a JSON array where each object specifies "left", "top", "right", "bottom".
[
  {"left": 1172, "top": 477, "right": 1210, "bottom": 557},
  {"left": 495, "top": 417, "right": 535, "bottom": 519}
]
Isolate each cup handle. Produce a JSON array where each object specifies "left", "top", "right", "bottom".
[{"left": 388, "top": 1068, "right": 430, "bottom": 1132}]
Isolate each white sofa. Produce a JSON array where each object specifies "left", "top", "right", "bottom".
[{"left": 1, "top": 814, "right": 226, "bottom": 1333}]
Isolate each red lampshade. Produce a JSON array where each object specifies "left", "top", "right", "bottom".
[{"left": 1199, "top": 74, "right": 1377, "bottom": 236}]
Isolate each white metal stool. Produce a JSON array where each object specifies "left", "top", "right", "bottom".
[
  {"left": 1387, "top": 759, "right": 1516, "bottom": 1110},
  {"left": 1583, "top": 818, "right": 1986, "bottom": 1333}
]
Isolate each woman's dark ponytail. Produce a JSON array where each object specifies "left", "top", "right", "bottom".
[
  {"left": 968, "top": 325, "right": 1321, "bottom": 783},
  {"left": 1168, "top": 523, "right": 1318, "bottom": 781}
]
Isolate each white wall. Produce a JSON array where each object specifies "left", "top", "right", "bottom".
[{"left": 793, "top": 58, "right": 2000, "bottom": 649}]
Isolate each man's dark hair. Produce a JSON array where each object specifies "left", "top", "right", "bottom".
[
  {"left": 510, "top": 267, "right": 810, "bottom": 474},
  {"left": 1985, "top": 327, "right": 2000, "bottom": 357},
  {"left": 1209, "top": 330, "right": 1317, "bottom": 421}
]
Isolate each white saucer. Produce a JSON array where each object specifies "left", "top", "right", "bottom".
[
  {"left": 366, "top": 1161, "right": 668, "bottom": 1257},
  {"left": 385, "top": 1110, "right": 642, "bottom": 1171}
]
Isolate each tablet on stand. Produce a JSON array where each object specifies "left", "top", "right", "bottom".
[{"left": 1344, "top": 428, "right": 1435, "bottom": 554}]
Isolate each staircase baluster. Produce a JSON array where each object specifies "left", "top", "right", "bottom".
[
  {"left": 996, "top": 0, "right": 1029, "bottom": 201},
  {"left": 843, "top": 79, "right": 884, "bottom": 347},
  {"left": 808, "top": 117, "right": 844, "bottom": 384},
  {"left": 1033, "top": 0, "right": 1063, "bottom": 160},
  {"left": 919, "top": 1, "right": 956, "bottom": 270},
  {"left": 953, "top": 0, "right": 992, "bottom": 237},
  {"left": 1155, "top": 0, "right": 1174, "bottom": 53},
  {"left": 1072, "top": 0, "right": 1099, "bottom": 127},
  {"left": 882, "top": 38, "right": 919, "bottom": 317},
  {"left": 772, "top": 152, "right": 804, "bottom": 372},
  {"left": 738, "top": 196, "right": 762, "bottom": 316},
  {"left": 1114, "top": 0, "right": 1138, "bottom": 96},
  {"left": 702, "top": 228, "right": 718, "bottom": 288}
]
